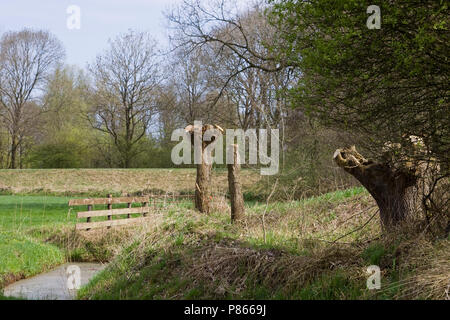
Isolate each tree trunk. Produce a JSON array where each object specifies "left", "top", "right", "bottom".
[
  {"left": 10, "top": 136, "right": 17, "bottom": 169},
  {"left": 19, "top": 143, "right": 23, "bottom": 169},
  {"left": 333, "top": 146, "right": 421, "bottom": 229},
  {"left": 123, "top": 156, "right": 130, "bottom": 169},
  {"left": 185, "top": 123, "right": 224, "bottom": 214},
  {"left": 195, "top": 162, "right": 211, "bottom": 213},
  {"left": 227, "top": 144, "right": 245, "bottom": 223}
]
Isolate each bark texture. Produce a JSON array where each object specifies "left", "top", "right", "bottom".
[
  {"left": 195, "top": 161, "right": 212, "bottom": 214},
  {"left": 333, "top": 146, "right": 422, "bottom": 228},
  {"left": 227, "top": 144, "right": 245, "bottom": 223},
  {"left": 185, "top": 123, "right": 223, "bottom": 214}
]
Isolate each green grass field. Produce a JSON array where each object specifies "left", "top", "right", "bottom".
[
  {"left": 0, "top": 194, "right": 193, "bottom": 230},
  {"left": 0, "top": 185, "right": 373, "bottom": 294},
  {"left": 0, "top": 195, "right": 75, "bottom": 230},
  {"left": 0, "top": 195, "right": 69, "bottom": 288},
  {"left": 0, "top": 193, "right": 194, "bottom": 290}
]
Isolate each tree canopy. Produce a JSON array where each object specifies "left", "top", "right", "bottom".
[{"left": 269, "top": 0, "right": 449, "bottom": 171}]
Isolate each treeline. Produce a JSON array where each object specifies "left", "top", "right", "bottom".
[
  {"left": 1, "top": 0, "right": 448, "bottom": 209},
  {"left": 0, "top": 61, "right": 175, "bottom": 169},
  {"left": 0, "top": 3, "right": 348, "bottom": 198},
  {"left": 0, "top": 7, "right": 298, "bottom": 170}
]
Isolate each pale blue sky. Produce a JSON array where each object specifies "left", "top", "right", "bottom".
[{"left": 0, "top": 0, "right": 184, "bottom": 68}]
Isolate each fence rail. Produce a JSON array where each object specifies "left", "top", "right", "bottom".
[{"left": 68, "top": 196, "right": 149, "bottom": 206}]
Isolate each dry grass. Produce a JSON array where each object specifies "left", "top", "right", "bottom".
[
  {"left": 0, "top": 168, "right": 260, "bottom": 195},
  {"left": 240, "top": 192, "right": 380, "bottom": 247},
  {"left": 384, "top": 237, "right": 450, "bottom": 300},
  {"left": 79, "top": 190, "right": 386, "bottom": 299},
  {"left": 40, "top": 214, "right": 166, "bottom": 263},
  {"left": 410, "top": 241, "right": 450, "bottom": 300},
  {"left": 209, "top": 195, "right": 231, "bottom": 213},
  {"left": 182, "top": 241, "right": 364, "bottom": 298},
  {"left": 78, "top": 187, "right": 449, "bottom": 300}
]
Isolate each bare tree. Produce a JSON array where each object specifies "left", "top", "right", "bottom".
[
  {"left": 166, "top": 0, "right": 287, "bottom": 113},
  {"left": 167, "top": 0, "right": 282, "bottom": 73},
  {"left": 154, "top": 86, "right": 184, "bottom": 145},
  {"left": 87, "top": 30, "right": 161, "bottom": 168},
  {"left": 164, "top": 45, "right": 235, "bottom": 127},
  {"left": 171, "top": 48, "right": 215, "bottom": 123},
  {"left": 223, "top": 58, "right": 290, "bottom": 131},
  {"left": 0, "top": 29, "right": 64, "bottom": 168}
]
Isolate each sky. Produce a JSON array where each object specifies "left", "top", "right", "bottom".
[{"left": 0, "top": 0, "right": 184, "bottom": 69}]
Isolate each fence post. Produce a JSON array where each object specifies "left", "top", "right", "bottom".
[
  {"left": 143, "top": 201, "right": 148, "bottom": 217},
  {"left": 107, "top": 194, "right": 112, "bottom": 229},
  {"left": 87, "top": 204, "right": 92, "bottom": 231},
  {"left": 127, "top": 202, "right": 132, "bottom": 219}
]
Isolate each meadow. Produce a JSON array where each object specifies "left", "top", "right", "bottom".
[
  {"left": 0, "top": 169, "right": 448, "bottom": 300},
  {"left": 0, "top": 168, "right": 260, "bottom": 196},
  {"left": 0, "top": 0, "right": 447, "bottom": 304}
]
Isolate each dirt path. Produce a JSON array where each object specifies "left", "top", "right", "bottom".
[{"left": 2, "top": 263, "right": 105, "bottom": 300}]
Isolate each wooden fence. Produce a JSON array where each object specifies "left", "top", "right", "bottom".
[{"left": 69, "top": 194, "right": 195, "bottom": 231}]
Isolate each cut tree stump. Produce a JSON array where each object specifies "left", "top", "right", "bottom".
[
  {"left": 185, "top": 123, "right": 223, "bottom": 214},
  {"left": 227, "top": 144, "right": 245, "bottom": 223},
  {"left": 195, "top": 161, "right": 212, "bottom": 214},
  {"left": 333, "top": 145, "right": 431, "bottom": 229}
]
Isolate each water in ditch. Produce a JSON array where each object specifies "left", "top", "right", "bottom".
[{"left": 2, "top": 262, "right": 105, "bottom": 300}]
